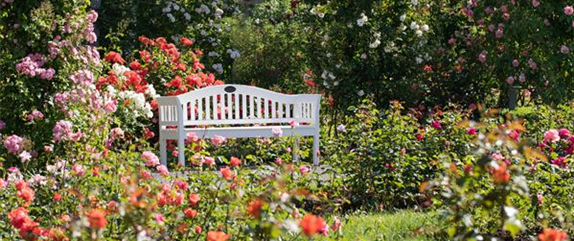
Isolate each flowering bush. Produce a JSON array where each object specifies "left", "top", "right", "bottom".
[
  {"left": 423, "top": 116, "right": 574, "bottom": 239},
  {"left": 229, "top": 0, "right": 574, "bottom": 112},
  {"left": 97, "top": 0, "right": 241, "bottom": 80},
  {"left": 0, "top": 0, "right": 100, "bottom": 167}
]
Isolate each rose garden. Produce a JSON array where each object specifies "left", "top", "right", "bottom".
[{"left": 0, "top": 0, "right": 573, "bottom": 240}]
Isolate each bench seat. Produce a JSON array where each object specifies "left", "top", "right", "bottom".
[
  {"left": 161, "top": 125, "right": 316, "bottom": 139},
  {"left": 156, "top": 84, "right": 321, "bottom": 167}
]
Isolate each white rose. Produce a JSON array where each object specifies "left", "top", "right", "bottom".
[{"left": 421, "top": 24, "right": 429, "bottom": 32}]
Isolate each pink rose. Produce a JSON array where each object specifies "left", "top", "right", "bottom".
[
  {"left": 561, "top": 45, "right": 570, "bottom": 54},
  {"left": 110, "top": 127, "right": 124, "bottom": 139},
  {"left": 544, "top": 129, "right": 560, "bottom": 143},
  {"left": 72, "top": 164, "right": 85, "bottom": 176},
  {"left": 141, "top": 151, "right": 160, "bottom": 167},
  {"left": 478, "top": 52, "right": 487, "bottom": 63},
  {"left": 431, "top": 120, "right": 442, "bottom": 130},
  {"left": 289, "top": 118, "right": 299, "bottom": 127},
  {"left": 156, "top": 165, "right": 169, "bottom": 176},
  {"left": 466, "top": 127, "right": 476, "bottom": 135},
  {"left": 186, "top": 132, "right": 198, "bottom": 143},
  {"left": 558, "top": 128, "right": 570, "bottom": 138},
  {"left": 272, "top": 127, "right": 283, "bottom": 137},
  {"left": 4, "top": 135, "right": 24, "bottom": 155},
  {"left": 532, "top": 0, "right": 540, "bottom": 7},
  {"left": 565, "top": 6, "right": 573, "bottom": 15},
  {"left": 211, "top": 135, "right": 227, "bottom": 146},
  {"left": 507, "top": 76, "right": 515, "bottom": 85},
  {"left": 104, "top": 100, "right": 117, "bottom": 113}
]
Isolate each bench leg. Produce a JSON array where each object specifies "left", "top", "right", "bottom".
[
  {"left": 177, "top": 135, "right": 185, "bottom": 167},
  {"left": 293, "top": 136, "right": 299, "bottom": 163},
  {"left": 160, "top": 135, "right": 167, "bottom": 166},
  {"left": 313, "top": 133, "right": 320, "bottom": 165}
]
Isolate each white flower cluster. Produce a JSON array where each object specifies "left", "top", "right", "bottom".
[
  {"left": 369, "top": 32, "right": 381, "bottom": 48},
  {"left": 163, "top": 1, "right": 192, "bottom": 22},
  {"left": 310, "top": 7, "right": 325, "bottom": 18},
  {"left": 410, "top": 21, "right": 430, "bottom": 37},
  {"left": 117, "top": 90, "right": 154, "bottom": 118},
  {"left": 357, "top": 13, "right": 368, "bottom": 27},
  {"left": 321, "top": 70, "right": 338, "bottom": 88}
]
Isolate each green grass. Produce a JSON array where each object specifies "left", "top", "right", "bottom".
[{"left": 300, "top": 210, "right": 446, "bottom": 241}]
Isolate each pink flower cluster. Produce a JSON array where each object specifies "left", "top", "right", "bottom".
[
  {"left": 4, "top": 135, "right": 24, "bottom": 155},
  {"left": 142, "top": 151, "right": 160, "bottom": 167},
  {"left": 52, "top": 120, "right": 73, "bottom": 142},
  {"left": 15, "top": 54, "right": 55, "bottom": 80},
  {"left": 26, "top": 110, "right": 44, "bottom": 121},
  {"left": 70, "top": 69, "right": 94, "bottom": 86}
]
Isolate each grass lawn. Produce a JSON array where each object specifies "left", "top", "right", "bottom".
[{"left": 307, "top": 210, "right": 446, "bottom": 241}]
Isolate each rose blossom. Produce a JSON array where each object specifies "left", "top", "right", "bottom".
[
  {"left": 565, "top": 6, "right": 573, "bottom": 15},
  {"left": 4, "top": 135, "right": 25, "bottom": 155},
  {"left": 544, "top": 129, "right": 560, "bottom": 143},
  {"left": 211, "top": 135, "right": 226, "bottom": 146},
  {"left": 561, "top": 45, "right": 570, "bottom": 54},
  {"left": 271, "top": 127, "right": 283, "bottom": 137},
  {"left": 141, "top": 151, "right": 160, "bottom": 167}
]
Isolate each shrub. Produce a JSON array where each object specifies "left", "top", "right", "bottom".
[
  {"left": 424, "top": 117, "right": 574, "bottom": 239},
  {"left": 321, "top": 99, "right": 474, "bottom": 209},
  {"left": 0, "top": 0, "right": 99, "bottom": 167}
]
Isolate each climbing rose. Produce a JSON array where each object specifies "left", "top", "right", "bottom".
[
  {"left": 565, "top": 6, "right": 573, "bottom": 16},
  {"left": 4, "top": 135, "right": 24, "bottom": 155},
  {"left": 53, "top": 120, "right": 73, "bottom": 142},
  {"left": 538, "top": 228, "right": 568, "bottom": 241},
  {"left": 299, "top": 214, "right": 326, "bottom": 237}
]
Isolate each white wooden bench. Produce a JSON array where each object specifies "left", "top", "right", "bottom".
[{"left": 156, "top": 84, "right": 321, "bottom": 167}]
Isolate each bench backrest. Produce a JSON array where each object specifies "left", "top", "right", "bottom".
[{"left": 157, "top": 85, "right": 321, "bottom": 127}]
